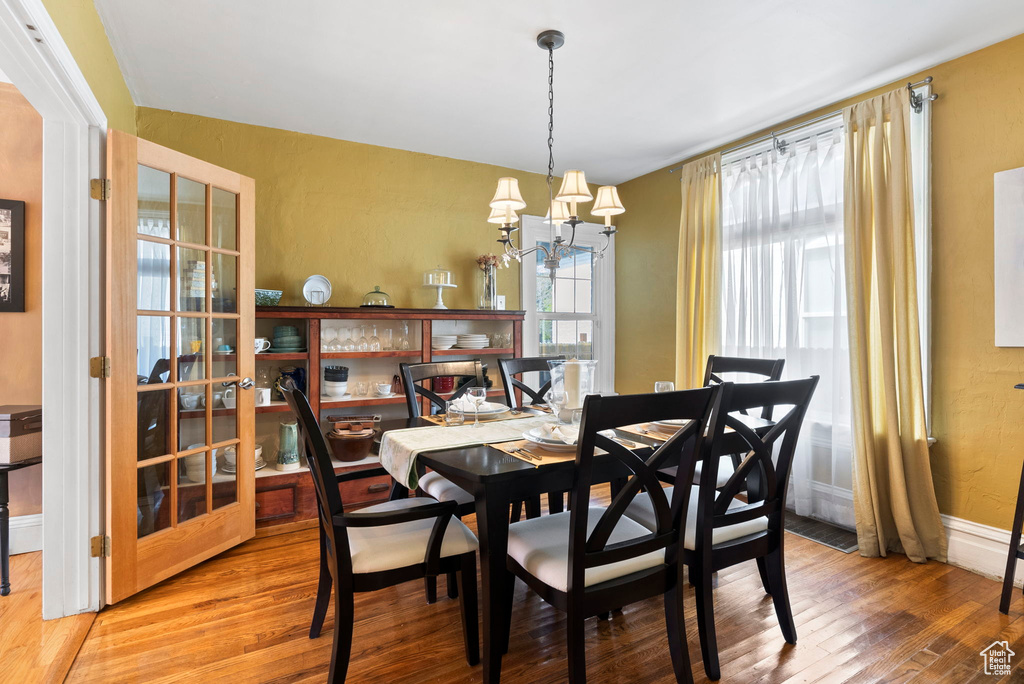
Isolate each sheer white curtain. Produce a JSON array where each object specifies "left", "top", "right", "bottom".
[
  {"left": 720, "top": 117, "right": 854, "bottom": 528},
  {"left": 137, "top": 218, "right": 172, "bottom": 382}
]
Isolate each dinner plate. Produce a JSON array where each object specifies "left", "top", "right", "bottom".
[
  {"left": 303, "top": 275, "right": 332, "bottom": 305},
  {"left": 523, "top": 428, "right": 577, "bottom": 452},
  {"left": 651, "top": 418, "right": 691, "bottom": 431}
]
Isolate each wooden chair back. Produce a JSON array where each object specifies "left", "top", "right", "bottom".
[
  {"left": 399, "top": 360, "right": 484, "bottom": 418},
  {"left": 703, "top": 355, "right": 785, "bottom": 420},
  {"left": 497, "top": 355, "right": 565, "bottom": 409},
  {"left": 280, "top": 380, "right": 353, "bottom": 577},
  {"left": 695, "top": 377, "right": 819, "bottom": 550},
  {"left": 567, "top": 387, "right": 721, "bottom": 593}
]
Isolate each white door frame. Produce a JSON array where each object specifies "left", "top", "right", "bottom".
[
  {"left": 0, "top": 0, "right": 107, "bottom": 617},
  {"left": 519, "top": 215, "right": 616, "bottom": 393}
]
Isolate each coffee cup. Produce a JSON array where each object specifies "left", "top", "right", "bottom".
[
  {"left": 180, "top": 393, "right": 201, "bottom": 410},
  {"left": 255, "top": 444, "right": 263, "bottom": 462},
  {"left": 211, "top": 391, "right": 224, "bottom": 408},
  {"left": 375, "top": 383, "right": 392, "bottom": 396},
  {"left": 254, "top": 337, "right": 272, "bottom": 353},
  {"left": 223, "top": 387, "right": 237, "bottom": 409},
  {"left": 255, "top": 387, "right": 271, "bottom": 406},
  {"left": 216, "top": 344, "right": 232, "bottom": 353},
  {"left": 222, "top": 446, "right": 237, "bottom": 467}
]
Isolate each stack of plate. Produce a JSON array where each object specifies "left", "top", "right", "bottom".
[
  {"left": 432, "top": 335, "right": 458, "bottom": 350},
  {"left": 270, "top": 324, "right": 306, "bottom": 353},
  {"left": 455, "top": 334, "right": 490, "bottom": 349}
]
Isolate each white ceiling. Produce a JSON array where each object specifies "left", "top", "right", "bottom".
[{"left": 94, "top": 0, "right": 1024, "bottom": 184}]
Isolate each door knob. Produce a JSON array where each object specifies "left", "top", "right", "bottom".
[{"left": 237, "top": 377, "right": 255, "bottom": 390}]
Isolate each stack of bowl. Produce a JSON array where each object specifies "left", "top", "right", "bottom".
[
  {"left": 324, "top": 366, "right": 349, "bottom": 397},
  {"left": 271, "top": 325, "right": 305, "bottom": 352}
]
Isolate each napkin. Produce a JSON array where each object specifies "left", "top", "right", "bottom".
[
  {"left": 448, "top": 395, "right": 496, "bottom": 414},
  {"left": 537, "top": 423, "right": 579, "bottom": 444}
]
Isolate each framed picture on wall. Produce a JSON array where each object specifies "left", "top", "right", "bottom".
[{"left": 0, "top": 199, "right": 26, "bottom": 313}]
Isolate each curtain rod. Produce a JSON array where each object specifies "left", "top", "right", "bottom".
[{"left": 668, "top": 77, "right": 937, "bottom": 174}]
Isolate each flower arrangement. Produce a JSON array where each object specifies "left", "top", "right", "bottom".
[{"left": 476, "top": 253, "right": 505, "bottom": 270}]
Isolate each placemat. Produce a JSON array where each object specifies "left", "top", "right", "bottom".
[
  {"left": 420, "top": 410, "right": 538, "bottom": 427},
  {"left": 490, "top": 440, "right": 578, "bottom": 467}
]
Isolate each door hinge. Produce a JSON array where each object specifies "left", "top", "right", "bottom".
[
  {"left": 90, "top": 535, "right": 111, "bottom": 558},
  {"left": 89, "top": 356, "right": 111, "bottom": 379},
  {"left": 90, "top": 178, "right": 111, "bottom": 201}
]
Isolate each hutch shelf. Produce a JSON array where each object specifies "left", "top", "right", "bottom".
[{"left": 251, "top": 305, "right": 525, "bottom": 529}]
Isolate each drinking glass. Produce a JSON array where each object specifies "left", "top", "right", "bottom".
[
  {"left": 467, "top": 387, "right": 488, "bottom": 428},
  {"left": 444, "top": 400, "right": 465, "bottom": 426},
  {"left": 571, "top": 409, "right": 583, "bottom": 427},
  {"left": 654, "top": 381, "right": 675, "bottom": 393},
  {"left": 321, "top": 327, "right": 337, "bottom": 352},
  {"left": 355, "top": 382, "right": 369, "bottom": 396},
  {"left": 397, "top": 322, "right": 411, "bottom": 351},
  {"left": 369, "top": 325, "right": 381, "bottom": 352},
  {"left": 382, "top": 328, "right": 394, "bottom": 351},
  {"left": 357, "top": 326, "right": 369, "bottom": 352},
  {"left": 340, "top": 328, "right": 355, "bottom": 352}
]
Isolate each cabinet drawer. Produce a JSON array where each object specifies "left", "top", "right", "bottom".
[
  {"left": 339, "top": 474, "right": 392, "bottom": 506},
  {"left": 255, "top": 482, "right": 299, "bottom": 522}
]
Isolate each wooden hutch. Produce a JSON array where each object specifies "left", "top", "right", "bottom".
[{"left": 249, "top": 306, "right": 525, "bottom": 530}]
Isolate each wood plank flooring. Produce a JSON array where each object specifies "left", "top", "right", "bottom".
[
  {"left": 0, "top": 552, "right": 95, "bottom": 683},
  {"left": 52, "top": 490, "right": 1024, "bottom": 682}
]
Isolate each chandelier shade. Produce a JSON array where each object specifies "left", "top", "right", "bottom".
[
  {"left": 555, "top": 169, "right": 593, "bottom": 203},
  {"left": 591, "top": 186, "right": 625, "bottom": 216},
  {"left": 544, "top": 200, "right": 571, "bottom": 224},
  {"left": 489, "top": 177, "right": 527, "bottom": 211},
  {"left": 487, "top": 206, "right": 518, "bottom": 224}
]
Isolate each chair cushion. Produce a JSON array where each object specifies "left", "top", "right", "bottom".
[
  {"left": 623, "top": 485, "right": 768, "bottom": 551},
  {"left": 347, "top": 498, "right": 478, "bottom": 574},
  {"left": 660, "top": 456, "right": 736, "bottom": 488},
  {"left": 419, "top": 471, "right": 475, "bottom": 506},
  {"left": 506, "top": 507, "right": 665, "bottom": 593}
]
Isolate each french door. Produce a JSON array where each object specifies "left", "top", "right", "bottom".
[{"left": 105, "top": 130, "right": 256, "bottom": 603}]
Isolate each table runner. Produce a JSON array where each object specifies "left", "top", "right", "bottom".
[
  {"left": 380, "top": 415, "right": 554, "bottom": 489},
  {"left": 419, "top": 410, "right": 538, "bottom": 427}
]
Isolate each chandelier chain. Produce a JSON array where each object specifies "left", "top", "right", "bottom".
[{"left": 546, "top": 44, "right": 555, "bottom": 215}]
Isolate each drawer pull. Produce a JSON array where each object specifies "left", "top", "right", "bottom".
[{"left": 367, "top": 483, "right": 390, "bottom": 494}]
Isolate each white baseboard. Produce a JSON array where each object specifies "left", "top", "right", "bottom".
[
  {"left": 9, "top": 513, "right": 42, "bottom": 555},
  {"left": 943, "top": 513, "right": 1024, "bottom": 588}
]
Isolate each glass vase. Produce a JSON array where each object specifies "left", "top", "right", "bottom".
[{"left": 476, "top": 264, "right": 498, "bottom": 310}]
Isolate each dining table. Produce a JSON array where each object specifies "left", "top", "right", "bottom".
[{"left": 375, "top": 409, "right": 772, "bottom": 684}]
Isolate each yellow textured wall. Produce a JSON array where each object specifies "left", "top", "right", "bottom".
[
  {"left": 41, "top": 0, "right": 135, "bottom": 132},
  {"left": 614, "top": 32, "right": 1024, "bottom": 529},
  {"left": 136, "top": 108, "right": 573, "bottom": 311}
]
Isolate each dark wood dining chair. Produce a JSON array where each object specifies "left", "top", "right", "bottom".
[
  {"left": 624, "top": 376, "right": 818, "bottom": 680},
  {"left": 497, "top": 355, "right": 570, "bottom": 514},
  {"left": 399, "top": 360, "right": 540, "bottom": 601},
  {"left": 499, "top": 386, "right": 722, "bottom": 684},
  {"left": 280, "top": 381, "right": 480, "bottom": 684},
  {"left": 659, "top": 355, "right": 786, "bottom": 489},
  {"left": 497, "top": 355, "right": 564, "bottom": 409}
]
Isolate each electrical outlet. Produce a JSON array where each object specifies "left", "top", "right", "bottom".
[{"left": 495, "top": 295, "right": 506, "bottom": 310}]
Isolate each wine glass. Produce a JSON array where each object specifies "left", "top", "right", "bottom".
[
  {"left": 357, "top": 325, "right": 369, "bottom": 352},
  {"left": 321, "top": 327, "right": 337, "bottom": 352},
  {"left": 397, "top": 321, "right": 410, "bottom": 351},
  {"left": 467, "top": 387, "right": 488, "bottom": 428},
  {"left": 654, "top": 381, "right": 675, "bottom": 393},
  {"left": 544, "top": 389, "right": 566, "bottom": 421},
  {"left": 369, "top": 325, "right": 381, "bottom": 352},
  {"left": 340, "top": 328, "right": 355, "bottom": 352},
  {"left": 382, "top": 328, "right": 394, "bottom": 351}
]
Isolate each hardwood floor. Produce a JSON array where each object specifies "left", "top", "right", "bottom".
[
  {"left": 0, "top": 552, "right": 95, "bottom": 683},
  {"left": 50, "top": 492, "right": 1024, "bottom": 682}
]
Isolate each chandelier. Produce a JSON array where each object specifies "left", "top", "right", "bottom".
[{"left": 488, "top": 30, "right": 623, "bottom": 279}]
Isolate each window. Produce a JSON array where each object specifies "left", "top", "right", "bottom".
[{"left": 520, "top": 215, "right": 615, "bottom": 393}]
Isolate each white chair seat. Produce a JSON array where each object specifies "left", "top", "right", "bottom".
[
  {"left": 661, "top": 456, "right": 736, "bottom": 488},
  {"left": 347, "top": 497, "right": 478, "bottom": 574},
  {"left": 623, "top": 485, "right": 768, "bottom": 551},
  {"left": 506, "top": 507, "right": 664, "bottom": 593},
  {"left": 419, "top": 471, "right": 475, "bottom": 506}
]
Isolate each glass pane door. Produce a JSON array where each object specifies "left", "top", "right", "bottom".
[{"left": 107, "top": 131, "right": 255, "bottom": 604}]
